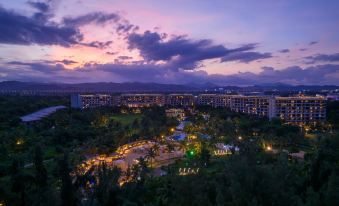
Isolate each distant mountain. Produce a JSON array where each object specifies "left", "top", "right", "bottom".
[
  {"left": 0, "top": 81, "right": 338, "bottom": 95},
  {"left": 0, "top": 81, "right": 204, "bottom": 93}
]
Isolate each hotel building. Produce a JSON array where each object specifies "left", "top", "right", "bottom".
[
  {"left": 119, "top": 94, "right": 165, "bottom": 107},
  {"left": 71, "top": 94, "right": 112, "bottom": 109},
  {"left": 229, "top": 96, "right": 276, "bottom": 120},
  {"left": 71, "top": 94, "right": 326, "bottom": 125},
  {"left": 197, "top": 94, "right": 235, "bottom": 108},
  {"left": 166, "top": 94, "right": 194, "bottom": 107},
  {"left": 275, "top": 96, "right": 326, "bottom": 125},
  {"left": 165, "top": 108, "right": 186, "bottom": 120}
]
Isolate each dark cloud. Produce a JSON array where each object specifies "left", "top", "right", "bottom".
[
  {"left": 106, "top": 51, "right": 118, "bottom": 55},
  {"left": 127, "top": 31, "right": 269, "bottom": 70},
  {"left": 7, "top": 61, "right": 65, "bottom": 74},
  {"left": 220, "top": 52, "right": 272, "bottom": 63},
  {"left": 62, "top": 12, "right": 120, "bottom": 27},
  {"left": 27, "top": 0, "right": 54, "bottom": 22},
  {"left": 117, "top": 56, "right": 133, "bottom": 60},
  {"left": 116, "top": 21, "right": 139, "bottom": 35},
  {"left": 0, "top": 5, "right": 131, "bottom": 47},
  {"left": 305, "top": 53, "right": 339, "bottom": 64},
  {"left": 128, "top": 31, "right": 227, "bottom": 62},
  {"left": 3, "top": 58, "right": 337, "bottom": 85},
  {"left": 0, "top": 6, "right": 83, "bottom": 46},
  {"left": 278, "top": 49, "right": 290, "bottom": 53},
  {"left": 81, "top": 41, "right": 113, "bottom": 49},
  {"left": 300, "top": 48, "right": 308, "bottom": 51},
  {"left": 56, "top": 59, "right": 78, "bottom": 65},
  {"left": 27, "top": 1, "right": 49, "bottom": 13},
  {"left": 309, "top": 41, "right": 318, "bottom": 45}
]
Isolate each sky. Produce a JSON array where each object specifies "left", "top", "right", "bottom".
[{"left": 0, "top": 0, "right": 339, "bottom": 85}]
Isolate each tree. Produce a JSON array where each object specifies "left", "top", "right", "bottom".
[
  {"left": 59, "top": 153, "right": 77, "bottom": 206},
  {"left": 146, "top": 147, "right": 156, "bottom": 168},
  {"left": 10, "top": 159, "right": 33, "bottom": 206},
  {"left": 33, "top": 146, "right": 47, "bottom": 188},
  {"left": 324, "top": 172, "right": 339, "bottom": 206},
  {"left": 94, "top": 163, "right": 122, "bottom": 206},
  {"left": 200, "top": 145, "right": 211, "bottom": 167},
  {"left": 33, "top": 145, "right": 48, "bottom": 205}
]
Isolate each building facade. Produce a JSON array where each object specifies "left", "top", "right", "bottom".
[
  {"left": 197, "top": 94, "right": 235, "bottom": 108},
  {"left": 229, "top": 96, "right": 276, "bottom": 120},
  {"left": 275, "top": 96, "right": 326, "bottom": 125},
  {"left": 71, "top": 93, "right": 326, "bottom": 125},
  {"left": 166, "top": 94, "right": 194, "bottom": 107},
  {"left": 120, "top": 94, "right": 165, "bottom": 107},
  {"left": 165, "top": 108, "right": 185, "bottom": 120},
  {"left": 71, "top": 94, "right": 112, "bottom": 109}
]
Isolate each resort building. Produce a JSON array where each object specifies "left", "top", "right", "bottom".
[
  {"left": 275, "top": 96, "right": 326, "bottom": 125},
  {"left": 71, "top": 93, "right": 327, "bottom": 125},
  {"left": 71, "top": 94, "right": 112, "bottom": 109},
  {"left": 119, "top": 94, "right": 165, "bottom": 108},
  {"left": 197, "top": 94, "right": 217, "bottom": 107},
  {"left": 165, "top": 108, "right": 185, "bottom": 120},
  {"left": 197, "top": 94, "right": 236, "bottom": 108},
  {"left": 229, "top": 96, "right": 276, "bottom": 120},
  {"left": 166, "top": 94, "right": 194, "bottom": 107}
]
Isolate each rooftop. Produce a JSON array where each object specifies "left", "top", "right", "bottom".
[{"left": 21, "top": 105, "right": 67, "bottom": 122}]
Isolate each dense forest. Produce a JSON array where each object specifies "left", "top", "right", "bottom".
[{"left": 0, "top": 96, "right": 338, "bottom": 206}]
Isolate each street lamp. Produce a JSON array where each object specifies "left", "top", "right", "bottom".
[
  {"left": 238, "top": 136, "right": 242, "bottom": 140},
  {"left": 266, "top": 146, "right": 272, "bottom": 151}
]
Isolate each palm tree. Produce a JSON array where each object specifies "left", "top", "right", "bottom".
[
  {"left": 145, "top": 147, "right": 156, "bottom": 168},
  {"left": 166, "top": 142, "right": 175, "bottom": 153}
]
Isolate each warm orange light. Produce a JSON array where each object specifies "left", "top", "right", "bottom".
[
  {"left": 16, "top": 139, "right": 24, "bottom": 145},
  {"left": 266, "top": 146, "right": 272, "bottom": 151}
]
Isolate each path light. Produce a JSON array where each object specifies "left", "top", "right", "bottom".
[
  {"left": 16, "top": 139, "right": 24, "bottom": 145},
  {"left": 266, "top": 146, "right": 272, "bottom": 151},
  {"left": 170, "top": 128, "right": 175, "bottom": 132}
]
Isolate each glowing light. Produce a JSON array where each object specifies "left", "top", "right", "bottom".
[
  {"left": 238, "top": 136, "right": 242, "bottom": 140},
  {"left": 170, "top": 128, "right": 175, "bottom": 132},
  {"left": 266, "top": 146, "right": 272, "bottom": 151},
  {"left": 16, "top": 139, "right": 24, "bottom": 145}
]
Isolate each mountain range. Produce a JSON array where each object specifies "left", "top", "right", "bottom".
[{"left": 0, "top": 81, "right": 338, "bottom": 94}]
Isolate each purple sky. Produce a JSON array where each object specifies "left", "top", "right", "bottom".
[{"left": 0, "top": 0, "right": 339, "bottom": 85}]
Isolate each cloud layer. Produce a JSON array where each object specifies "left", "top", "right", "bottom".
[
  {"left": 2, "top": 59, "right": 338, "bottom": 85},
  {"left": 0, "top": 1, "right": 338, "bottom": 86}
]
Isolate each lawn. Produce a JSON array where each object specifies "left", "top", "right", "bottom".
[{"left": 110, "top": 114, "right": 141, "bottom": 125}]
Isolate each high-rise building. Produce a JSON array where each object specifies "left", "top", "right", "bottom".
[{"left": 275, "top": 96, "right": 326, "bottom": 125}]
